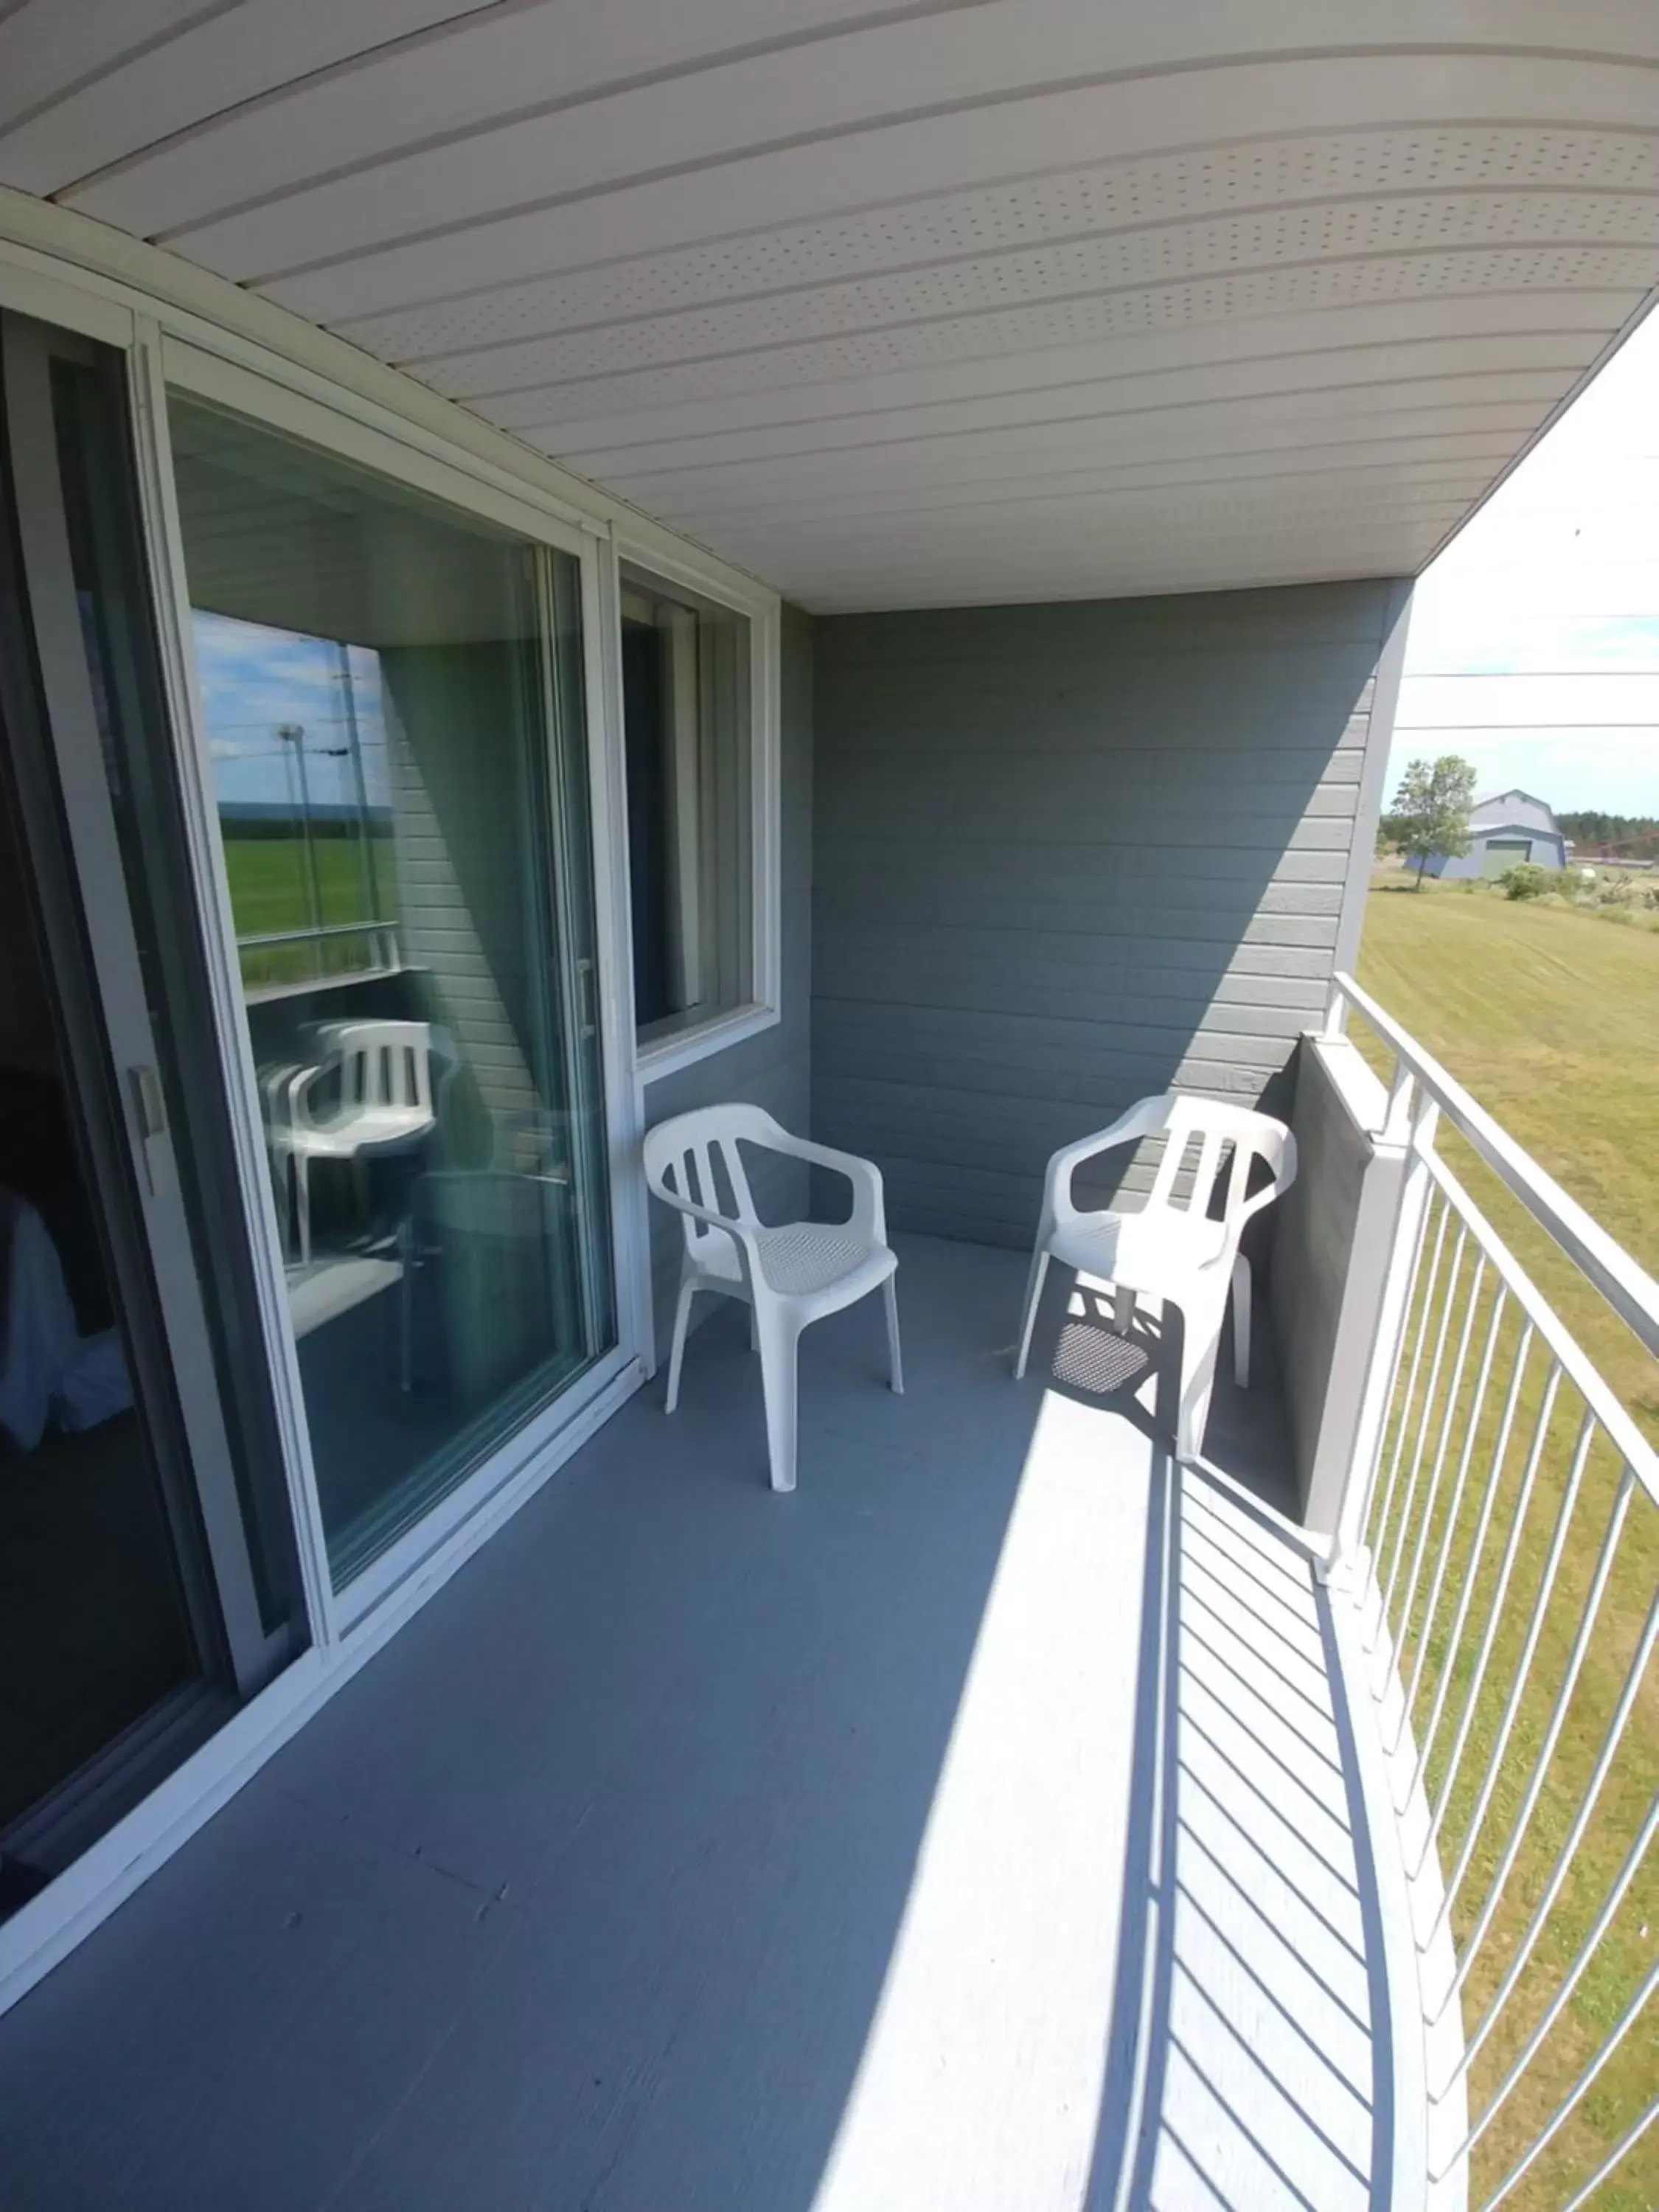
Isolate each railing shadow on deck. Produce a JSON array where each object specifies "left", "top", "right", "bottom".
[
  {"left": 0, "top": 1237, "right": 1391, "bottom": 2212},
  {"left": 1051, "top": 1290, "right": 1396, "bottom": 2212}
]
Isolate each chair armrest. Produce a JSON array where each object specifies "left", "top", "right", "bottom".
[
  {"left": 1043, "top": 1094, "right": 1172, "bottom": 1227},
  {"left": 259, "top": 1064, "right": 298, "bottom": 1135},
  {"left": 1234, "top": 1130, "right": 1299, "bottom": 1223},
  {"left": 264, "top": 1062, "right": 322, "bottom": 1138},
  {"left": 762, "top": 1132, "right": 888, "bottom": 1244}
]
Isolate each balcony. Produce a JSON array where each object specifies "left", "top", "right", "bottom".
[
  {"left": 0, "top": 995, "right": 1652, "bottom": 2212},
  {"left": 0, "top": 1225, "right": 1382, "bottom": 2211}
]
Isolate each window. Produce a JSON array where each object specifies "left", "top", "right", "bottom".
[{"left": 619, "top": 563, "right": 766, "bottom": 1060}]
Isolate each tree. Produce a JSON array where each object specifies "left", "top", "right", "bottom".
[{"left": 1389, "top": 755, "right": 1478, "bottom": 888}]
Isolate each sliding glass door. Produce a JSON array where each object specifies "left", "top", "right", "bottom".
[
  {"left": 0, "top": 296, "right": 625, "bottom": 1933},
  {"left": 0, "top": 314, "right": 304, "bottom": 1896},
  {"left": 161, "top": 382, "right": 616, "bottom": 1587}
]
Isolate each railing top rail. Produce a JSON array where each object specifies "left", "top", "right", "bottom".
[
  {"left": 1329, "top": 971, "right": 1659, "bottom": 1361},
  {"left": 235, "top": 919, "right": 400, "bottom": 949},
  {"left": 1419, "top": 1146, "right": 1659, "bottom": 1506}
]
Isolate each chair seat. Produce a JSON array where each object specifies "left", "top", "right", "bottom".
[
  {"left": 1049, "top": 1206, "right": 1229, "bottom": 1300},
  {"left": 289, "top": 1106, "right": 435, "bottom": 1158},
  {"left": 698, "top": 1220, "right": 895, "bottom": 1301}
]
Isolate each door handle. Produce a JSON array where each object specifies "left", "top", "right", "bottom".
[{"left": 128, "top": 1064, "right": 175, "bottom": 1197}]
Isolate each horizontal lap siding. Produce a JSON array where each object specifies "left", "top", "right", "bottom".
[{"left": 811, "top": 581, "right": 1400, "bottom": 1249}]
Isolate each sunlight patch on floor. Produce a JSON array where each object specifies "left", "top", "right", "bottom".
[{"left": 812, "top": 1387, "right": 1149, "bottom": 2212}]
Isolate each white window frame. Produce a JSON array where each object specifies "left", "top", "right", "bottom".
[
  {"left": 0, "top": 206, "right": 781, "bottom": 2019},
  {"left": 610, "top": 532, "right": 782, "bottom": 1086}
]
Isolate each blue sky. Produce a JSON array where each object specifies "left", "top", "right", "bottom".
[
  {"left": 1389, "top": 307, "right": 1659, "bottom": 815},
  {"left": 192, "top": 611, "right": 390, "bottom": 812}
]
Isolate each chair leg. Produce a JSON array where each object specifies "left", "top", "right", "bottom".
[
  {"left": 269, "top": 1150, "right": 291, "bottom": 1261},
  {"left": 756, "top": 1307, "right": 800, "bottom": 1493},
  {"left": 1175, "top": 1308, "right": 1222, "bottom": 1465},
  {"left": 748, "top": 1300, "right": 759, "bottom": 1352},
  {"left": 296, "top": 1154, "right": 312, "bottom": 1267},
  {"left": 1231, "top": 1253, "right": 1252, "bottom": 1388},
  {"left": 397, "top": 1215, "right": 415, "bottom": 1394},
  {"left": 1113, "top": 1284, "right": 1136, "bottom": 1335},
  {"left": 883, "top": 1273, "right": 903, "bottom": 1395},
  {"left": 664, "top": 1277, "right": 697, "bottom": 1413},
  {"left": 1014, "top": 1246, "right": 1051, "bottom": 1380}
]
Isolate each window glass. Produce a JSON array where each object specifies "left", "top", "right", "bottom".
[
  {"left": 52, "top": 355, "right": 306, "bottom": 1646},
  {"left": 168, "top": 392, "right": 614, "bottom": 1586},
  {"left": 619, "top": 566, "right": 753, "bottom": 1041}
]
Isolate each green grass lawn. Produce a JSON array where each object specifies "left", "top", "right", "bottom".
[
  {"left": 223, "top": 830, "right": 399, "bottom": 988},
  {"left": 1354, "top": 881, "right": 1658, "bottom": 2211}
]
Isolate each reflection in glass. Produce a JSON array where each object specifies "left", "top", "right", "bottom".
[
  {"left": 192, "top": 615, "right": 400, "bottom": 993},
  {"left": 168, "top": 394, "right": 615, "bottom": 1585}
]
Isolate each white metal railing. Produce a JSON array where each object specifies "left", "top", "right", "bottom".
[
  {"left": 1321, "top": 973, "right": 1659, "bottom": 2212},
  {"left": 236, "top": 917, "right": 403, "bottom": 998}
]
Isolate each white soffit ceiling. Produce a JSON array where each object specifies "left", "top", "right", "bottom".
[{"left": 4, "top": 1, "right": 1658, "bottom": 612}]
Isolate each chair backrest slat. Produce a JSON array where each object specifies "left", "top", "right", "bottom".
[
  {"left": 643, "top": 1104, "right": 791, "bottom": 1258},
  {"left": 306, "top": 1020, "right": 450, "bottom": 1125},
  {"left": 1191, "top": 1127, "right": 1224, "bottom": 1217},
  {"left": 1139, "top": 1094, "right": 1293, "bottom": 1236}
]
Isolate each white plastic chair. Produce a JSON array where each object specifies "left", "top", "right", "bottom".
[
  {"left": 643, "top": 1105, "right": 901, "bottom": 1493},
  {"left": 1014, "top": 1092, "right": 1297, "bottom": 1462},
  {"left": 268, "top": 1019, "right": 453, "bottom": 1265}
]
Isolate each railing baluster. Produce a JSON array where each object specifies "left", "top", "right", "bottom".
[
  {"left": 1388, "top": 1254, "right": 1489, "bottom": 1756},
  {"left": 1428, "top": 1408, "right": 1600, "bottom": 1947},
  {"left": 1353, "top": 1166, "right": 1436, "bottom": 1549},
  {"left": 1408, "top": 1313, "right": 1531, "bottom": 1808},
  {"left": 1368, "top": 1192, "right": 1449, "bottom": 1590},
  {"left": 1554, "top": 2085, "right": 1659, "bottom": 2212},
  {"left": 1417, "top": 1360, "right": 1561, "bottom": 1867},
  {"left": 1441, "top": 1463, "right": 1638, "bottom": 1996},
  {"left": 1380, "top": 1221, "right": 1466, "bottom": 1623},
  {"left": 1401, "top": 1284, "right": 1507, "bottom": 1745},
  {"left": 1455, "top": 1582, "right": 1655, "bottom": 2076},
  {"left": 1447, "top": 1796, "right": 1658, "bottom": 2175}
]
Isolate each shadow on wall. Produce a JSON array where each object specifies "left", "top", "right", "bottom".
[{"left": 810, "top": 582, "right": 1394, "bottom": 1252}]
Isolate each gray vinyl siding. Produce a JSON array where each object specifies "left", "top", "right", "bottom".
[
  {"left": 810, "top": 580, "right": 1405, "bottom": 1251},
  {"left": 640, "top": 602, "right": 813, "bottom": 1356},
  {"left": 381, "top": 641, "right": 549, "bottom": 1133}
]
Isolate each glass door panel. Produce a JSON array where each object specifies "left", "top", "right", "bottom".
[
  {"left": 165, "top": 392, "right": 615, "bottom": 1585},
  {"left": 0, "top": 757, "right": 203, "bottom": 1874},
  {"left": 0, "top": 314, "right": 302, "bottom": 1899}
]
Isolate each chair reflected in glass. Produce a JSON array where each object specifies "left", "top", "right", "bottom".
[{"left": 267, "top": 1019, "right": 456, "bottom": 1267}]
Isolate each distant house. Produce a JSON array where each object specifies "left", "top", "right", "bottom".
[{"left": 1425, "top": 788, "right": 1568, "bottom": 878}]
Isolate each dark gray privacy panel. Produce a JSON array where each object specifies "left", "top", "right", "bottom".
[
  {"left": 811, "top": 580, "right": 1404, "bottom": 1248},
  {"left": 640, "top": 602, "right": 813, "bottom": 1355}
]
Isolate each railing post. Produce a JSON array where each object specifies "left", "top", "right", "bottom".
[{"left": 1321, "top": 1082, "right": 1439, "bottom": 1592}]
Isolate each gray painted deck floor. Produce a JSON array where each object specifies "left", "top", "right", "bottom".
[{"left": 0, "top": 1234, "right": 1384, "bottom": 2212}]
